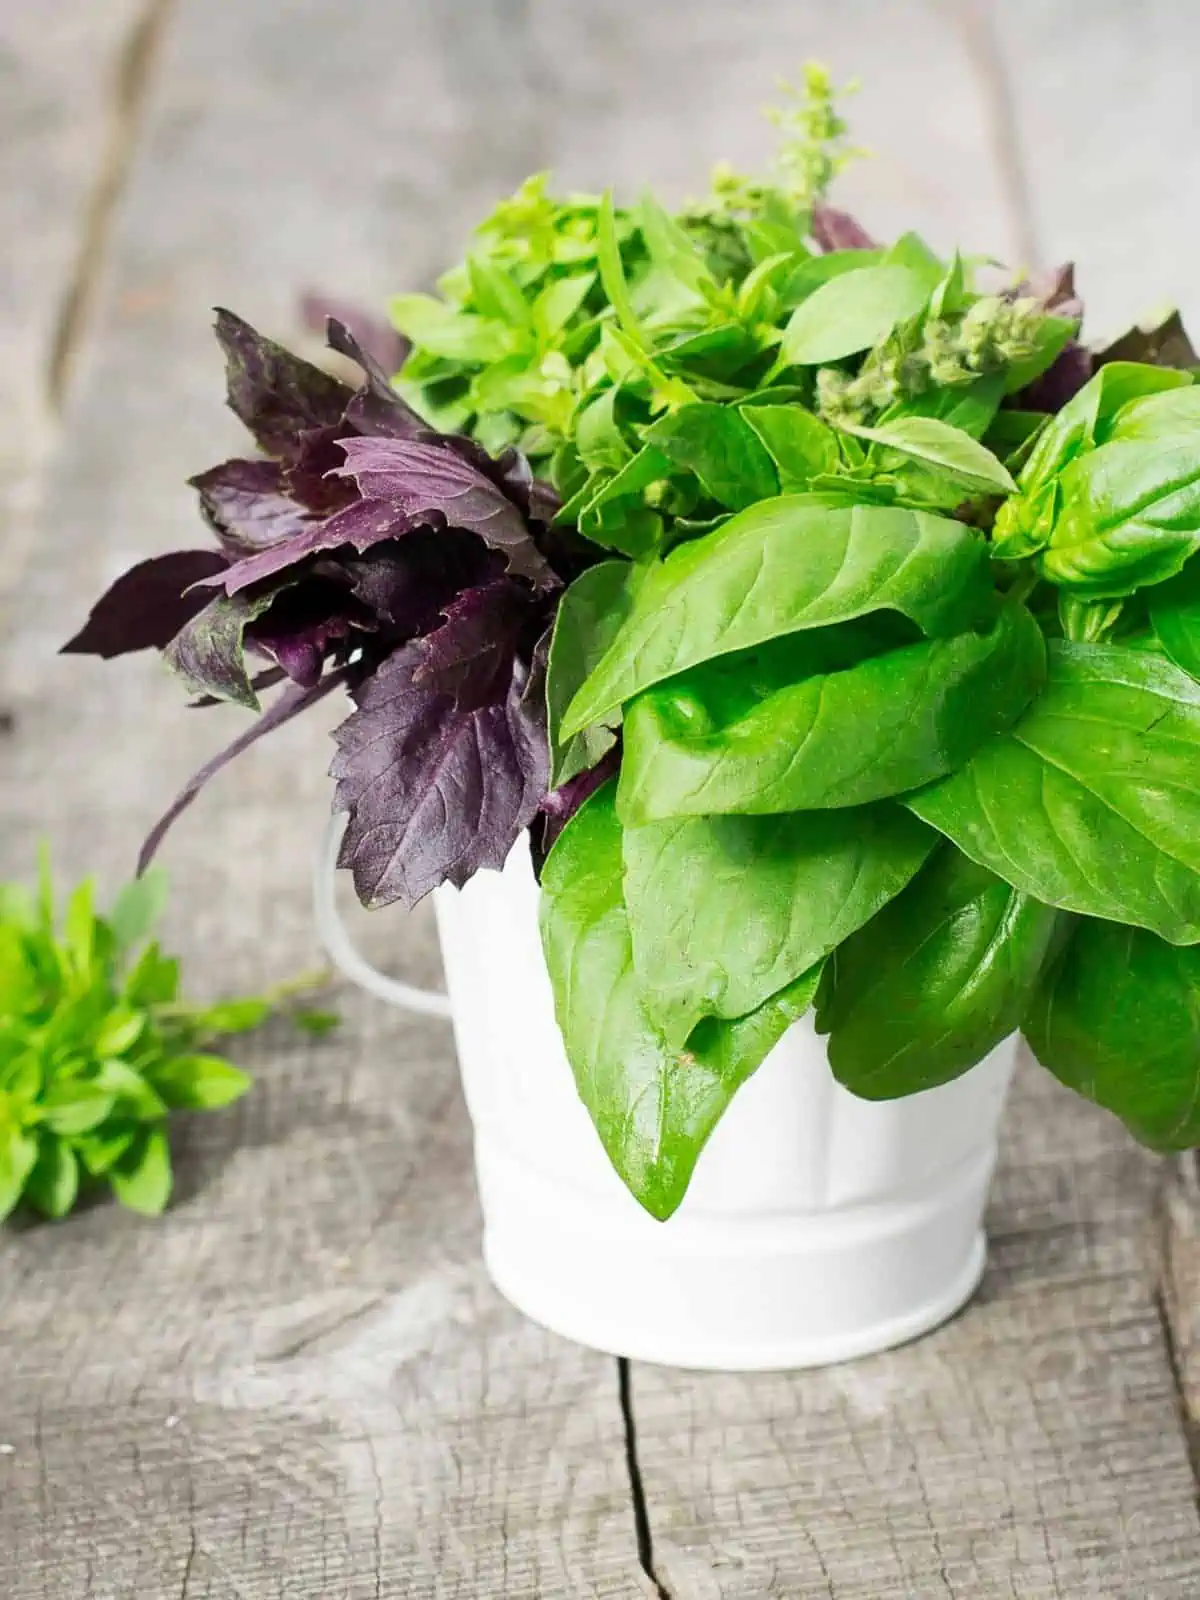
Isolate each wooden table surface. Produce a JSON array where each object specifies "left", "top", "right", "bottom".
[{"left": 4, "top": 2, "right": 1200, "bottom": 1594}]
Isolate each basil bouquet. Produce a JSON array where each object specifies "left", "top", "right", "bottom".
[{"left": 70, "top": 69, "right": 1200, "bottom": 1219}]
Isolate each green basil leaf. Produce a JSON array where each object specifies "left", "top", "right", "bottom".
[
  {"left": 75, "top": 1125, "right": 136, "bottom": 1177},
  {"left": 389, "top": 295, "right": 514, "bottom": 364},
  {"left": 94, "top": 1006, "right": 147, "bottom": 1058},
  {"left": 779, "top": 249, "right": 884, "bottom": 310},
  {"left": 533, "top": 272, "right": 596, "bottom": 340},
  {"left": 883, "top": 372, "right": 1003, "bottom": 440},
  {"left": 907, "top": 642, "right": 1200, "bottom": 942},
  {"left": 817, "top": 848, "right": 1062, "bottom": 1097},
  {"left": 149, "top": 1054, "right": 251, "bottom": 1111},
  {"left": 95, "top": 1059, "right": 168, "bottom": 1120},
  {"left": 846, "top": 415, "right": 1016, "bottom": 496},
  {"left": 621, "top": 806, "right": 934, "bottom": 1048},
  {"left": 1149, "top": 558, "right": 1200, "bottom": 680},
  {"left": 40, "top": 1085, "right": 117, "bottom": 1136},
  {"left": 637, "top": 191, "right": 716, "bottom": 296},
  {"left": 465, "top": 256, "right": 532, "bottom": 328},
  {"left": 881, "top": 232, "right": 944, "bottom": 293},
  {"left": 1025, "top": 919, "right": 1200, "bottom": 1148},
  {"left": 738, "top": 404, "right": 839, "bottom": 489},
  {"left": 539, "top": 783, "right": 821, "bottom": 1219},
  {"left": 189, "top": 997, "right": 271, "bottom": 1035},
  {"left": 107, "top": 869, "right": 169, "bottom": 956},
  {"left": 122, "top": 943, "right": 180, "bottom": 1006},
  {"left": 1019, "top": 361, "right": 1190, "bottom": 493},
  {"left": 1102, "top": 381, "right": 1200, "bottom": 444},
  {"left": 596, "top": 193, "right": 643, "bottom": 343},
  {"left": 619, "top": 602, "right": 1045, "bottom": 820},
  {"left": 110, "top": 1125, "right": 172, "bottom": 1216},
  {"left": 561, "top": 499, "right": 992, "bottom": 739},
  {"left": 575, "top": 388, "right": 632, "bottom": 472},
  {"left": 643, "top": 403, "right": 779, "bottom": 510},
  {"left": 546, "top": 561, "right": 638, "bottom": 786},
  {"left": 24, "top": 1138, "right": 80, "bottom": 1220},
  {"left": 0, "top": 1124, "right": 37, "bottom": 1220},
  {"left": 778, "top": 266, "right": 929, "bottom": 366},
  {"left": 1043, "top": 434, "right": 1200, "bottom": 596}
]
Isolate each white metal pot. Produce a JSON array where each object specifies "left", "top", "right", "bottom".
[{"left": 316, "top": 822, "right": 1016, "bottom": 1371}]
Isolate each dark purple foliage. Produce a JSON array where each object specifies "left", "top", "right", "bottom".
[
  {"left": 62, "top": 551, "right": 230, "bottom": 657},
  {"left": 1097, "top": 310, "right": 1199, "bottom": 372},
  {"left": 534, "top": 744, "right": 622, "bottom": 866},
  {"left": 66, "top": 311, "right": 565, "bottom": 906},
  {"left": 331, "top": 633, "right": 548, "bottom": 908},
  {"left": 299, "top": 291, "right": 411, "bottom": 376},
  {"left": 811, "top": 203, "right": 875, "bottom": 253}
]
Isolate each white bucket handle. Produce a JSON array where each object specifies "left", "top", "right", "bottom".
[{"left": 313, "top": 813, "right": 453, "bottom": 1019}]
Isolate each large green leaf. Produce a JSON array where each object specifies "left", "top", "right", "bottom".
[
  {"left": 1018, "top": 362, "right": 1190, "bottom": 493},
  {"left": 738, "top": 404, "right": 840, "bottom": 490},
  {"left": 1042, "top": 434, "right": 1200, "bottom": 597},
  {"left": 539, "top": 784, "right": 820, "bottom": 1220},
  {"left": 1025, "top": 918, "right": 1200, "bottom": 1149},
  {"left": 618, "top": 602, "right": 1045, "bottom": 820},
  {"left": 546, "top": 561, "right": 638, "bottom": 785},
  {"left": 621, "top": 805, "right": 934, "bottom": 1048},
  {"left": 907, "top": 642, "right": 1200, "bottom": 943},
  {"left": 643, "top": 404, "right": 779, "bottom": 511},
  {"left": 778, "top": 266, "right": 929, "bottom": 366},
  {"left": 560, "top": 498, "right": 992, "bottom": 739},
  {"left": 817, "top": 847, "right": 1062, "bottom": 1098},
  {"left": 1149, "top": 557, "right": 1200, "bottom": 681},
  {"left": 846, "top": 416, "right": 1016, "bottom": 496}
]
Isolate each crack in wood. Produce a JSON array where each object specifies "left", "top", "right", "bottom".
[
  {"left": 618, "top": 1358, "right": 673, "bottom": 1600},
  {"left": 46, "top": 0, "right": 174, "bottom": 411}
]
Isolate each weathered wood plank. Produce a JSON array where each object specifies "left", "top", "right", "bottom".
[
  {"left": 0, "top": 2, "right": 639, "bottom": 1596},
  {"left": 629, "top": 1060, "right": 1200, "bottom": 1598}
]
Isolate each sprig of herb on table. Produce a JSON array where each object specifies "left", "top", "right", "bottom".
[{"left": 0, "top": 853, "right": 336, "bottom": 1221}]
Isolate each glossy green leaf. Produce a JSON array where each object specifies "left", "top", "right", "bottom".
[
  {"left": 1018, "top": 362, "right": 1190, "bottom": 494},
  {"left": 621, "top": 805, "right": 934, "bottom": 1048},
  {"left": 884, "top": 373, "right": 1003, "bottom": 440},
  {"left": 110, "top": 1126, "right": 172, "bottom": 1216},
  {"left": 846, "top": 416, "right": 1016, "bottom": 496},
  {"left": 817, "top": 848, "right": 1062, "bottom": 1098},
  {"left": 149, "top": 1054, "right": 251, "bottom": 1111},
  {"left": 778, "top": 266, "right": 929, "bottom": 366},
  {"left": 1149, "top": 558, "right": 1200, "bottom": 680},
  {"left": 1102, "top": 381, "right": 1200, "bottom": 444},
  {"left": 533, "top": 272, "right": 596, "bottom": 339},
  {"left": 561, "top": 499, "right": 992, "bottom": 739},
  {"left": 546, "top": 561, "right": 639, "bottom": 785},
  {"left": 1025, "top": 919, "right": 1200, "bottom": 1148},
  {"left": 539, "top": 784, "right": 821, "bottom": 1220},
  {"left": 881, "top": 232, "right": 944, "bottom": 292},
  {"left": 738, "top": 404, "right": 839, "bottom": 489},
  {"left": 779, "top": 249, "right": 883, "bottom": 308},
  {"left": 389, "top": 295, "right": 513, "bottom": 364},
  {"left": 643, "top": 404, "right": 779, "bottom": 511},
  {"left": 1043, "top": 434, "right": 1200, "bottom": 596},
  {"left": 24, "top": 1139, "right": 79, "bottom": 1219},
  {"left": 907, "top": 642, "right": 1200, "bottom": 942},
  {"left": 619, "top": 603, "right": 1045, "bottom": 820}
]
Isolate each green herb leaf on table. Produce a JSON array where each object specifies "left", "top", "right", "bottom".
[{"left": 539, "top": 783, "right": 822, "bottom": 1220}]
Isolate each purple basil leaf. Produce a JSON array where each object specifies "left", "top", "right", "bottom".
[
  {"left": 209, "top": 496, "right": 419, "bottom": 596},
  {"left": 62, "top": 551, "right": 229, "bottom": 658},
  {"left": 413, "top": 579, "right": 533, "bottom": 710},
  {"left": 334, "top": 436, "right": 556, "bottom": 591},
  {"left": 191, "top": 459, "right": 315, "bottom": 555},
  {"left": 1097, "top": 310, "right": 1200, "bottom": 372},
  {"left": 299, "top": 293, "right": 411, "bottom": 375},
  {"left": 215, "top": 308, "right": 351, "bottom": 462},
  {"left": 139, "top": 670, "right": 349, "bottom": 874},
  {"left": 284, "top": 427, "right": 358, "bottom": 514},
  {"left": 811, "top": 202, "right": 875, "bottom": 253},
  {"left": 536, "top": 743, "right": 621, "bottom": 863},
  {"left": 246, "top": 581, "right": 364, "bottom": 689},
  {"left": 163, "top": 589, "right": 277, "bottom": 709},
  {"left": 331, "top": 640, "right": 549, "bottom": 908},
  {"left": 1016, "top": 341, "right": 1094, "bottom": 412},
  {"left": 338, "top": 529, "right": 497, "bottom": 635},
  {"left": 326, "top": 317, "right": 426, "bottom": 440}
]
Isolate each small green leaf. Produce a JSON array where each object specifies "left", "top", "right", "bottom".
[
  {"left": 94, "top": 1006, "right": 147, "bottom": 1059},
  {"left": 465, "top": 255, "right": 531, "bottom": 327},
  {"left": 881, "top": 232, "right": 944, "bottom": 293},
  {"left": 595, "top": 193, "right": 643, "bottom": 343},
  {"left": 110, "top": 1127, "right": 172, "bottom": 1216},
  {"left": 24, "top": 1139, "right": 79, "bottom": 1220},
  {"left": 122, "top": 943, "right": 180, "bottom": 1006},
  {"left": 575, "top": 388, "right": 632, "bottom": 472},
  {"left": 778, "top": 265, "right": 929, "bottom": 366},
  {"left": 40, "top": 1086, "right": 117, "bottom": 1137},
  {"left": 95, "top": 1059, "right": 168, "bottom": 1120},
  {"left": 643, "top": 404, "right": 779, "bottom": 511},
  {"left": 190, "top": 997, "right": 272, "bottom": 1036},
  {"left": 292, "top": 1008, "right": 340, "bottom": 1038},
  {"left": 390, "top": 294, "right": 513, "bottom": 363},
  {"left": 149, "top": 1054, "right": 251, "bottom": 1111},
  {"left": 1150, "top": 559, "right": 1200, "bottom": 680},
  {"left": 62, "top": 879, "right": 96, "bottom": 975},
  {"left": 108, "top": 869, "right": 169, "bottom": 955},
  {"left": 738, "top": 404, "right": 839, "bottom": 490},
  {"left": 0, "top": 1124, "right": 37, "bottom": 1220},
  {"left": 75, "top": 1125, "right": 137, "bottom": 1177},
  {"left": 533, "top": 272, "right": 596, "bottom": 340},
  {"left": 546, "top": 561, "right": 638, "bottom": 785},
  {"left": 845, "top": 415, "right": 1016, "bottom": 496},
  {"left": 163, "top": 590, "right": 276, "bottom": 710},
  {"left": 637, "top": 191, "right": 716, "bottom": 297}
]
